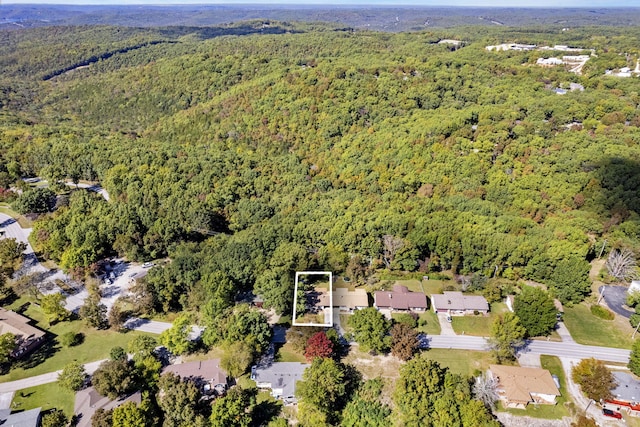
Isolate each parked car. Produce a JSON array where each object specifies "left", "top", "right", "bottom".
[
  {"left": 143, "top": 262, "right": 155, "bottom": 268},
  {"left": 603, "top": 408, "right": 623, "bottom": 419},
  {"left": 446, "top": 315, "right": 452, "bottom": 323}
]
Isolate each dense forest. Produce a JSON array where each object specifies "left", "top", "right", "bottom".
[
  {"left": 2, "top": 22, "right": 640, "bottom": 313},
  {"left": 1, "top": 17, "right": 640, "bottom": 427}
]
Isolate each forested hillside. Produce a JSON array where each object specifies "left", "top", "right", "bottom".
[{"left": 1, "top": 22, "right": 640, "bottom": 315}]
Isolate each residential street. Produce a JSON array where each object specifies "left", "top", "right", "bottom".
[
  {"left": 0, "top": 360, "right": 105, "bottom": 393},
  {"left": 0, "top": 213, "right": 46, "bottom": 275},
  {"left": 427, "top": 335, "right": 631, "bottom": 363}
]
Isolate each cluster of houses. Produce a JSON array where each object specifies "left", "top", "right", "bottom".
[{"left": 311, "top": 284, "right": 489, "bottom": 319}]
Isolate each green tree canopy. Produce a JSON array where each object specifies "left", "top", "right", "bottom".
[
  {"left": 488, "top": 312, "right": 526, "bottom": 363},
  {"left": 58, "top": 360, "right": 87, "bottom": 392},
  {"left": 513, "top": 286, "right": 557, "bottom": 337},
  {"left": 572, "top": 357, "right": 617, "bottom": 401},
  {"left": 348, "top": 307, "right": 391, "bottom": 354}
]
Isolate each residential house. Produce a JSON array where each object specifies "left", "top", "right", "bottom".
[
  {"left": 0, "top": 307, "right": 46, "bottom": 359},
  {"left": 74, "top": 387, "right": 141, "bottom": 427},
  {"left": 431, "top": 291, "right": 489, "bottom": 315},
  {"left": 374, "top": 285, "right": 428, "bottom": 313},
  {"left": 489, "top": 365, "right": 561, "bottom": 408},
  {"left": 0, "top": 407, "right": 40, "bottom": 427},
  {"left": 317, "top": 287, "right": 369, "bottom": 312},
  {"left": 251, "top": 362, "right": 308, "bottom": 405},
  {"left": 162, "top": 359, "right": 228, "bottom": 395}
]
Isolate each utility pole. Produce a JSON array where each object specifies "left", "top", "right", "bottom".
[{"left": 633, "top": 319, "right": 640, "bottom": 340}]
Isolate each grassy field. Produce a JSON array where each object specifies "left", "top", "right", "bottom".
[
  {"left": 11, "top": 382, "right": 75, "bottom": 417},
  {"left": 424, "top": 348, "right": 493, "bottom": 377},
  {"left": 563, "top": 303, "right": 634, "bottom": 349},
  {"left": 1, "top": 300, "right": 153, "bottom": 382},
  {"left": 416, "top": 310, "right": 441, "bottom": 335}
]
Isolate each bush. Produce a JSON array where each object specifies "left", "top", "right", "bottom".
[
  {"left": 59, "top": 332, "right": 82, "bottom": 347},
  {"left": 590, "top": 305, "right": 614, "bottom": 320},
  {"left": 393, "top": 313, "right": 417, "bottom": 328}
]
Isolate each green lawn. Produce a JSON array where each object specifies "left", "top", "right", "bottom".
[
  {"left": 424, "top": 349, "right": 493, "bottom": 377},
  {"left": 563, "top": 303, "right": 634, "bottom": 349},
  {"left": 451, "top": 314, "right": 492, "bottom": 336},
  {"left": 1, "top": 301, "right": 153, "bottom": 382},
  {"left": 11, "top": 382, "right": 75, "bottom": 417},
  {"left": 416, "top": 310, "right": 441, "bottom": 335},
  {"left": 276, "top": 343, "right": 306, "bottom": 363}
]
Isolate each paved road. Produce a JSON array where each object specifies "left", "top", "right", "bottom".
[
  {"left": 123, "top": 317, "right": 172, "bottom": 334},
  {"left": 0, "top": 360, "right": 105, "bottom": 393},
  {"left": 599, "top": 285, "right": 634, "bottom": 318},
  {"left": 65, "top": 182, "right": 110, "bottom": 201},
  {"left": 427, "top": 335, "right": 631, "bottom": 363},
  {"left": 0, "top": 213, "right": 46, "bottom": 275}
]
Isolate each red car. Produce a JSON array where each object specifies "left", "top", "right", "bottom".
[{"left": 603, "top": 408, "right": 623, "bottom": 419}]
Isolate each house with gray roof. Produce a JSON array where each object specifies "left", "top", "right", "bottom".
[
  {"left": 251, "top": 362, "right": 308, "bottom": 405},
  {"left": 431, "top": 291, "right": 489, "bottom": 315},
  {"left": 0, "top": 407, "right": 40, "bottom": 427},
  {"left": 74, "top": 387, "right": 141, "bottom": 427},
  {"left": 0, "top": 308, "right": 46, "bottom": 359},
  {"left": 162, "top": 359, "right": 227, "bottom": 395}
]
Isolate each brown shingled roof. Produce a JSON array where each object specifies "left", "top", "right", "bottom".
[
  {"left": 490, "top": 364, "right": 560, "bottom": 404},
  {"left": 374, "top": 285, "right": 428, "bottom": 310}
]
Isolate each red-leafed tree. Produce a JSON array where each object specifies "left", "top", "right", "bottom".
[{"left": 305, "top": 331, "right": 334, "bottom": 361}]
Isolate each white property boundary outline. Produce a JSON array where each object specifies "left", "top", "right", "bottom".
[{"left": 292, "top": 271, "right": 333, "bottom": 327}]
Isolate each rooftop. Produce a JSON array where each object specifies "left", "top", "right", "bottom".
[
  {"left": 431, "top": 291, "right": 489, "bottom": 311},
  {"left": 375, "top": 285, "right": 428, "bottom": 310},
  {"left": 0, "top": 308, "right": 45, "bottom": 342},
  {"left": 490, "top": 365, "right": 560, "bottom": 404},
  {"left": 317, "top": 287, "right": 368, "bottom": 309},
  {"left": 74, "top": 387, "right": 141, "bottom": 427},
  {"left": 0, "top": 407, "right": 41, "bottom": 427},
  {"left": 252, "top": 362, "right": 308, "bottom": 398},
  {"left": 162, "top": 359, "right": 227, "bottom": 385}
]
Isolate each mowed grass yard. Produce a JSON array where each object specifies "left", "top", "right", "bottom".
[
  {"left": 11, "top": 382, "right": 75, "bottom": 417},
  {"left": 1, "top": 298, "right": 154, "bottom": 382},
  {"left": 451, "top": 302, "right": 510, "bottom": 336},
  {"left": 563, "top": 303, "right": 634, "bottom": 349}
]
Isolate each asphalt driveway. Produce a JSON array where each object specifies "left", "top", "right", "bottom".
[{"left": 599, "top": 285, "right": 635, "bottom": 318}]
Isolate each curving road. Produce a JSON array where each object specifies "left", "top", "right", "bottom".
[{"left": 0, "top": 213, "right": 46, "bottom": 275}]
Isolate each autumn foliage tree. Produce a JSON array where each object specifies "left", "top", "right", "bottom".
[
  {"left": 390, "top": 323, "right": 419, "bottom": 361},
  {"left": 571, "top": 358, "right": 617, "bottom": 401},
  {"left": 305, "top": 331, "right": 334, "bottom": 361}
]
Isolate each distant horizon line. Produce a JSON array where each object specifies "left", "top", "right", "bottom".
[{"left": 2, "top": 1, "right": 639, "bottom": 8}]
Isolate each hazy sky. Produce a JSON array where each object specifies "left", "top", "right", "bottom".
[{"left": 2, "top": 0, "right": 638, "bottom": 6}]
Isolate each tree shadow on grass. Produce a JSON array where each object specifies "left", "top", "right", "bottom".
[
  {"left": 251, "top": 399, "right": 283, "bottom": 427},
  {"left": 15, "top": 338, "right": 60, "bottom": 370}
]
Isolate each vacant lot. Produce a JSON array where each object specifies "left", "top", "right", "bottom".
[{"left": 424, "top": 348, "right": 493, "bottom": 376}]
